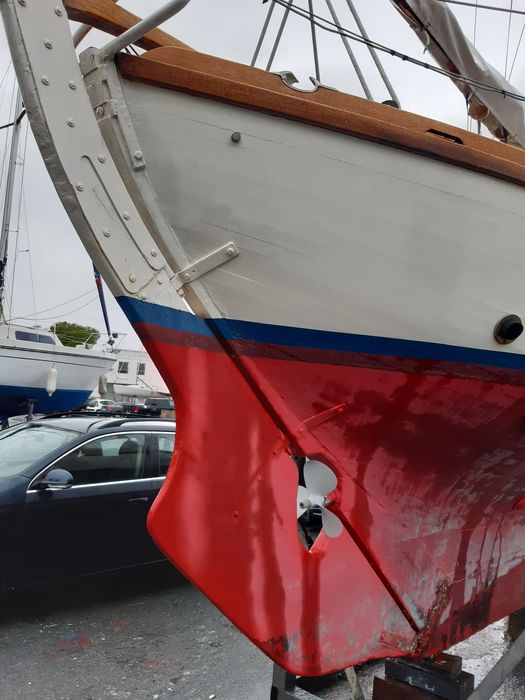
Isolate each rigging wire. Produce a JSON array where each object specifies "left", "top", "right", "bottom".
[
  {"left": 508, "top": 21, "right": 525, "bottom": 80},
  {"left": 266, "top": 0, "right": 295, "bottom": 71},
  {"left": 436, "top": 0, "right": 525, "bottom": 15},
  {"left": 473, "top": 0, "right": 479, "bottom": 45},
  {"left": 0, "top": 112, "right": 26, "bottom": 131},
  {"left": 343, "top": 0, "right": 400, "bottom": 105},
  {"left": 10, "top": 294, "right": 99, "bottom": 323},
  {"left": 7, "top": 288, "right": 100, "bottom": 323},
  {"left": 268, "top": 0, "right": 525, "bottom": 103},
  {"left": 21, "top": 189, "right": 38, "bottom": 323},
  {"left": 324, "top": 0, "right": 372, "bottom": 99},
  {"left": 504, "top": 0, "right": 514, "bottom": 78},
  {"left": 308, "top": 0, "right": 321, "bottom": 81},
  {"left": 0, "top": 76, "right": 17, "bottom": 227},
  {"left": 5, "top": 214, "right": 19, "bottom": 327},
  {"left": 0, "top": 63, "right": 12, "bottom": 93},
  {"left": 0, "top": 63, "right": 13, "bottom": 126},
  {"left": 251, "top": 0, "right": 276, "bottom": 66},
  {"left": 1, "top": 80, "right": 19, "bottom": 322},
  {"left": 468, "top": 0, "right": 479, "bottom": 131}
]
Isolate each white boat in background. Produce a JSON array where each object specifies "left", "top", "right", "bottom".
[
  {"left": 4, "top": 0, "right": 525, "bottom": 680},
  {"left": 0, "top": 86, "right": 115, "bottom": 421},
  {"left": 0, "top": 322, "right": 115, "bottom": 420}
]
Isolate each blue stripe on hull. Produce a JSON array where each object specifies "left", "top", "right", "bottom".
[
  {"left": 117, "top": 297, "right": 525, "bottom": 374},
  {"left": 0, "top": 386, "right": 91, "bottom": 421},
  {"left": 118, "top": 296, "right": 214, "bottom": 336}
]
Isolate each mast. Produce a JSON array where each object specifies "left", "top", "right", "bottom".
[
  {"left": 93, "top": 264, "right": 116, "bottom": 347},
  {"left": 0, "top": 90, "right": 24, "bottom": 322}
]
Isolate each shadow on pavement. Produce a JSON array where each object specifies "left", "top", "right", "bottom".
[{"left": 0, "top": 562, "right": 189, "bottom": 623}]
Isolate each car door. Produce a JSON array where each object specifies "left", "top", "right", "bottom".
[
  {"left": 151, "top": 431, "right": 176, "bottom": 479},
  {"left": 13, "top": 431, "right": 164, "bottom": 587}
]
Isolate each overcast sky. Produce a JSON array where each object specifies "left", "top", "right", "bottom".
[{"left": 1, "top": 0, "right": 524, "bottom": 350}]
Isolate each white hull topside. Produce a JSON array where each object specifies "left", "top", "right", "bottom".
[
  {"left": 119, "top": 78, "right": 525, "bottom": 356},
  {"left": 6, "top": 0, "right": 525, "bottom": 361}
]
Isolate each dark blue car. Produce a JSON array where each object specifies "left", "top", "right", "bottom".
[{"left": 0, "top": 415, "right": 175, "bottom": 590}]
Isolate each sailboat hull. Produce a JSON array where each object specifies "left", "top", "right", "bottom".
[
  {"left": 113, "top": 78, "right": 525, "bottom": 667},
  {"left": 4, "top": 0, "right": 525, "bottom": 674},
  {"left": 121, "top": 296, "right": 525, "bottom": 673},
  {"left": 0, "top": 339, "right": 114, "bottom": 419},
  {"left": 0, "top": 385, "right": 90, "bottom": 420}
]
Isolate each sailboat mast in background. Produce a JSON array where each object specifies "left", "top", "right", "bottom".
[
  {"left": 0, "top": 80, "right": 115, "bottom": 421},
  {"left": 0, "top": 91, "right": 24, "bottom": 321}
]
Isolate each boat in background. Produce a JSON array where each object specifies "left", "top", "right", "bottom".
[
  {"left": 0, "top": 322, "right": 115, "bottom": 420},
  {"left": 0, "top": 87, "right": 115, "bottom": 422},
  {"left": 4, "top": 0, "right": 525, "bottom": 676}
]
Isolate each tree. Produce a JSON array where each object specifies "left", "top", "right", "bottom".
[{"left": 51, "top": 321, "right": 100, "bottom": 348}]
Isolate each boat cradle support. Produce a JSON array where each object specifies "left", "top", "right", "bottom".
[
  {"left": 272, "top": 617, "right": 525, "bottom": 700},
  {"left": 371, "top": 623, "right": 525, "bottom": 699},
  {"left": 270, "top": 662, "right": 365, "bottom": 700}
]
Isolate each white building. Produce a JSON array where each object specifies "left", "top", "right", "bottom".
[{"left": 104, "top": 348, "right": 169, "bottom": 401}]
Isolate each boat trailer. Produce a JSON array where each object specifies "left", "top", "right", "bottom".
[{"left": 270, "top": 611, "right": 525, "bottom": 699}]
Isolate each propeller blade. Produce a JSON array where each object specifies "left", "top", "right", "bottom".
[
  {"left": 320, "top": 506, "right": 343, "bottom": 538},
  {"left": 297, "top": 486, "right": 310, "bottom": 518},
  {"left": 304, "top": 460, "right": 338, "bottom": 497}
]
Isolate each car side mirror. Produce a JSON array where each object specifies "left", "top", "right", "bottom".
[{"left": 37, "top": 468, "right": 74, "bottom": 490}]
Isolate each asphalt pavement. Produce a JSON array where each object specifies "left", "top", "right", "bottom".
[{"left": 0, "top": 564, "right": 524, "bottom": 700}]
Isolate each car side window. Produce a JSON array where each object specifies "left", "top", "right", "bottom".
[
  {"left": 49, "top": 433, "right": 147, "bottom": 486},
  {"left": 157, "top": 433, "right": 175, "bottom": 476}
]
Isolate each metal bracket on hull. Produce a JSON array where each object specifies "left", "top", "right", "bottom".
[
  {"left": 174, "top": 242, "right": 239, "bottom": 293},
  {"left": 292, "top": 403, "right": 349, "bottom": 439},
  {"left": 78, "top": 44, "right": 222, "bottom": 314},
  {"left": 80, "top": 49, "right": 147, "bottom": 174}
]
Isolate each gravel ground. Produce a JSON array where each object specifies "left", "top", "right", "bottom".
[{"left": 0, "top": 563, "right": 523, "bottom": 699}]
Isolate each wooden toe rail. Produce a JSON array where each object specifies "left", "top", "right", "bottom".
[{"left": 118, "top": 46, "right": 525, "bottom": 188}]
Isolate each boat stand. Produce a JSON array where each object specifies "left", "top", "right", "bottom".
[
  {"left": 272, "top": 612, "right": 525, "bottom": 700},
  {"left": 270, "top": 663, "right": 364, "bottom": 700},
  {"left": 372, "top": 616, "right": 525, "bottom": 700},
  {"left": 25, "top": 398, "right": 35, "bottom": 422},
  {"left": 373, "top": 653, "right": 474, "bottom": 699}
]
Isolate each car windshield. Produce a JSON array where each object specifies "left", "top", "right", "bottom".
[{"left": 0, "top": 424, "right": 80, "bottom": 478}]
